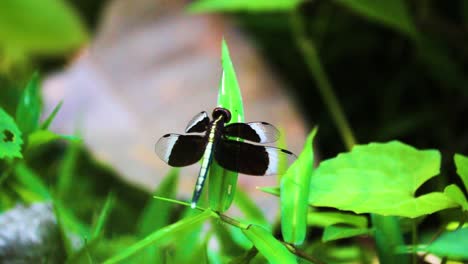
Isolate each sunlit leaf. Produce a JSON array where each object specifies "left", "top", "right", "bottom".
[
  {"left": 0, "top": 107, "right": 23, "bottom": 159},
  {"left": 242, "top": 224, "right": 297, "bottom": 264},
  {"left": 188, "top": 0, "right": 303, "bottom": 13},
  {"left": 308, "top": 212, "right": 367, "bottom": 228},
  {"left": 322, "top": 225, "right": 372, "bottom": 242},
  {"left": 454, "top": 154, "right": 468, "bottom": 192},
  {"left": 209, "top": 39, "right": 244, "bottom": 212},
  {"left": 426, "top": 227, "right": 468, "bottom": 260},
  {"left": 15, "top": 73, "right": 41, "bottom": 137},
  {"left": 309, "top": 141, "right": 457, "bottom": 218},
  {"left": 27, "top": 130, "right": 79, "bottom": 151},
  {"left": 443, "top": 184, "right": 468, "bottom": 212},
  {"left": 92, "top": 192, "right": 115, "bottom": 239},
  {"left": 14, "top": 162, "right": 50, "bottom": 200},
  {"left": 281, "top": 128, "right": 317, "bottom": 245},
  {"left": 102, "top": 209, "right": 215, "bottom": 264}
]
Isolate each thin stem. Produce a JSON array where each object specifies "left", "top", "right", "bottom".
[
  {"left": 412, "top": 220, "right": 418, "bottom": 264},
  {"left": 290, "top": 12, "right": 356, "bottom": 150}
]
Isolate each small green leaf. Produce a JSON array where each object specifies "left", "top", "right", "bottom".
[
  {"left": 234, "top": 187, "right": 269, "bottom": 228},
  {"left": 454, "top": 154, "right": 468, "bottom": 192},
  {"left": 188, "top": 0, "right": 303, "bottom": 13},
  {"left": 41, "top": 100, "right": 63, "bottom": 129},
  {"left": 137, "top": 168, "right": 180, "bottom": 236},
  {"left": 322, "top": 225, "right": 372, "bottom": 242},
  {"left": 242, "top": 224, "right": 297, "bottom": 264},
  {"left": 443, "top": 184, "right": 468, "bottom": 212},
  {"left": 14, "top": 162, "right": 50, "bottom": 200},
  {"left": 333, "top": 0, "right": 418, "bottom": 38},
  {"left": 0, "top": 107, "right": 23, "bottom": 159},
  {"left": 57, "top": 137, "right": 80, "bottom": 198},
  {"left": 310, "top": 141, "right": 457, "bottom": 218},
  {"left": 281, "top": 128, "right": 317, "bottom": 245},
  {"left": 27, "top": 130, "right": 79, "bottom": 150},
  {"left": 15, "top": 73, "right": 42, "bottom": 137},
  {"left": 209, "top": 39, "right": 244, "bottom": 212},
  {"left": 426, "top": 227, "right": 468, "bottom": 260},
  {"left": 0, "top": 0, "right": 87, "bottom": 56},
  {"left": 308, "top": 212, "right": 367, "bottom": 228},
  {"left": 103, "top": 209, "right": 215, "bottom": 264}
]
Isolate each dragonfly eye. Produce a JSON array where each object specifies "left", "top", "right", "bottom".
[{"left": 212, "top": 107, "right": 231, "bottom": 122}]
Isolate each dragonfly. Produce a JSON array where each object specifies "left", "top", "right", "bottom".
[{"left": 155, "top": 107, "right": 296, "bottom": 208}]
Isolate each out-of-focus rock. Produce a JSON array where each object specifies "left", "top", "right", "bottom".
[
  {"left": 0, "top": 202, "right": 64, "bottom": 263},
  {"left": 42, "top": 0, "right": 306, "bottom": 208}
]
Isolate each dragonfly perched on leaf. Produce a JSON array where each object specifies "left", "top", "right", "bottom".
[{"left": 155, "top": 107, "right": 296, "bottom": 208}]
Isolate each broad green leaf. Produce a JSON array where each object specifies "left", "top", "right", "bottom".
[
  {"left": 443, "top": 184, "right": 468, "bottom": 212},
  {"left": 322, "top": 225, "right": 372, "bottom": 242},
  {"left": 0, "top": 0, "right": 87, "bottom": 56},
  {"left": 242, "top": 224, "right": 297, "bottom": 264},
  {"left": 0, "top": 107, "right": 23, "bottom": 159},
  {"left": 103, "top": 209, "right": 215, "bottom": 264},
  {"left": 15, "top": 73, "right": 41, "bottom": 137},
  {"left": 137, "top": 168, "right": 180, "bottom": 236},
  {"left": 188, "top": 0, "right": 303, "bottom": 12},
  {"left": 281, "top": 128, "right": 317, "bottom": 245},
  {"left": 92, "top": 192, "right": 115, "bottom": 239},
  {"left": 454, "top": 154, "right": 468, "bottom": 192},
  {"left": 234, "top": 187, "right": 269, "bottom": 228},
  {"left": 426, "top": 227, "right": 468, "bottom": 260},
  {"left": 333, "top": 0, "right": 417, "bottom": 38},
  {"left": 309, "top": 141, "right": 457, "bottom": 218},
  {"left": 209, "top": 39, "right": 244, "bottom": 212},
  {"left": 41, "top": 100, "right": 63, "bottom": 129},
  {"left": 308, "top": 212, "right": 367, "bottom": 228},
  {"left": 212, "top": 220, "right": 248, "bottom": 256},
  {"left": 14, "top": 162, "right": 50, "bottom": 200},
  {"left": 173, "top": 209, "right": 205, "bottom": 263},
  {"left": 27, "top": 130, "right": 79, "bottom": 150}
]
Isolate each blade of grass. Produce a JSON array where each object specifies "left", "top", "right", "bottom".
[
  {"left": 209, "top": 39, "right": 245, "bottom": 212},
  {"left": 102, "top": 209, "right": 215, "bottom": 264},
  {"left": 92, "top": 191, "right": 115, "bottom": 239},
  {"left": 234, "top": 187, "right": 269, "bottom": 228},
  {"left": 15, "top": 73, "right": 42, "bottom": 138},
  {"left": 41, "top": 100, "right": 63, "bottom": 129}
]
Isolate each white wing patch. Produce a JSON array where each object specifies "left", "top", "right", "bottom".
[
  {"left": 185, "top": 111, "right": 209, "bottom": 133},
  {"left": 248, "top": 122, "right": 279, "bottom": 143},
  {"left": 155, "top": 134, "right": 179, "bottom": 163}
]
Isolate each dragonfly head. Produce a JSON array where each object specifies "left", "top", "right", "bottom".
[{"left": 212, "top": 107, "right": 231, "bottom": 123}]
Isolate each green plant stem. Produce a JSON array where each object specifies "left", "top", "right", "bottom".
[
  {"left": 412, "top": 220, "right": 418, "bottom": 264},
  {"left": 291, "top": 10, "right": 408, "bottom": 264},
  {"left": 290, "top": 12, "right": 356, "bottom": 150}
]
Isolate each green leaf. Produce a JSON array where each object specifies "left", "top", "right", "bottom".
[
  {"left": 137, "top": 168, "right": 180, "bottom": 236},
  {"left": 333, "top": 0, "right": 418, "bottom": 38},
  {"left": 242, "top": 224, "right": 297, "bottom": 264},
  {"left": 443, "top": 184, "right": 468, "bottom": 212},
  {"left": 209, "top": 39, "right": 244, "bottom": 212},
  {"left": 234, "top": 187, "right": 269, "bottom": 228},
  {"left": 14, "top": 162, "right": 50, "bottom": 200},
  {"left": 41, "top": 100, "right": 63, "bottom": 130},
  {"left": 0, "top": 107, "right": 23, "bottom": 159},
  {"left": 281, "top": 128, "right": 317, "bottom": 245},
  {"left": 92, "top": 192, "right": 115, "bottom": 239},
  {"left": 27, "top": 130, "right": 79, "bottom": 150},
  {"left": 454, "top": 154, "right": 468, "bottom": 192},
  {"left": 308, "top": 212, "right": 367, "bottom": 228},
  {"left": 0, "top": 0, "right": 87, "bottom": 56},
  {"left": 310, "top": 141, "right": 457, "bottom": 218},
  {"left": 322, "top": 225, "right": 372, "bottom": 242},
  {"left": 188, "top": 0, "right": 303, "bottom": 13},
  {"left": 426, "top": 227, "right": 468, "bottom": 260},
  {"left": 103, "top": 209, "right": 215, "bottom": 264},
  {"left": 57, "top": 137, "right": 80, "bottom": 198},
  {"left": 212, "top": 220, "right": 250, "bottom": 255},
  {"left": 15, "top": 73, "right": 42, "bottom": 137}
]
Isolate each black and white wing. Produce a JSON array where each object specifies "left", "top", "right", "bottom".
[
  {"left": 224, "top": 122, "right": 280, "bottom": 143},
  {"left": 185, "top": 111, "right": 210, "bottom": 133},
  {"left": 155, "top": 134, "right": 206, "bottom": 167},
  {"left": 215, "top": 139, "right": 296, "bottom": 176}
]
